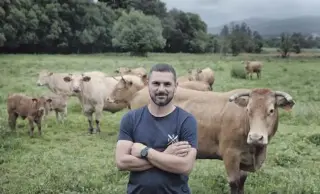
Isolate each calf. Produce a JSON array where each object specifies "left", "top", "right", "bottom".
[
  {"left": 42, "top": 93, "right": 68, "bottom": 123},
  {"left": 7, "top": 93, "right": 52, "bottom": 137},
  {"left": 243, "top": 61, "right": 263, "bottom": 79},
  {"left": 188, "top": 67, "right": 215, "bottom": 90}
]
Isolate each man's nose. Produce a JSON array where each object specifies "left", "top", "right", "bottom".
[{"left": 158, "top": 84, "right": 165, "bottom": 90}]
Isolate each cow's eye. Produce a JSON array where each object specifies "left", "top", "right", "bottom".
[{"left": 269, "top": 108, "right": 274, "bottom": 115}]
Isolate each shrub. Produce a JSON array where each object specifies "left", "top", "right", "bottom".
[{"left": 230, "top": 64, "right": 246, "bottom": 79}]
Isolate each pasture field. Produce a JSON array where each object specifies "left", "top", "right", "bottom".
[{"left": 0, "top": 52, "right": 320, "bottom": 194}]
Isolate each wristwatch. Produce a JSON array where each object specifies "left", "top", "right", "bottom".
[{"left": 140, "top": 146, "right": 150, "bottom": 159}]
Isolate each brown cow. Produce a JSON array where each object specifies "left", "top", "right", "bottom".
[
  {"left": 37, "top": 70, "right": 107, "bottom": 97},
  {"left": 62, "top": 73, "right": 143, "bottom": 133},
  {"left": 114, "top": 67, "right": 148, "bottom": 85},
  {"left": 188, "top": 67, "right": 215, "bottom": 90},
  {"left": 7, "top": 93, "right": 53, "bottom": 137},
  {"left": 177, "top": 75, "right": 190, "bottom": 84},
  {"left": 41, "top": 93, "right": 69, "bottom": 123},
  {"left": 37, "top": 70, "right": 75, "bottom": 96},
  {"left": 107, "top": 82, "right": 295, "bottom": 194},
  {"left": 114, "top": 67, "right": 147, "bottom": 77},
  {"left": 243, "top": 61, "right": 263, "bottom": 79},
  {"left": 178, "top": 80, "right": 211, "bottom": 91}
]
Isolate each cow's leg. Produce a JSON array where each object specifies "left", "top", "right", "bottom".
[
  {"left": 28, "top": 118, "right": 35, "bottom": 137},
  {"left": 35, "top": 119, "right": 42, "bottom": 136},
  {"left": 84, "top": 111, "right": 94, "bottom": 134},
  {"left": 94, "top": 105, "right": 103, "bottom": 133},
  {"left": 238, "top": 171, "right": 248, "bottom": 194},
  {"left": 8, "top": 113, "right": 18, "bottom": 130},
  {"left": 83, "top": 105, "right": 94, "bottom": 133},
  {"left": 223, "top": 149, "right": 242, "bottom": 194},
  {"left": 61, "top": 106, "right": 67, "bottom": 123},
  {"left": 55, "top": 110, "right": 60, "bottom": 123}
]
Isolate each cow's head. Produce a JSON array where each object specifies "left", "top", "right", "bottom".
[
  {"left": 107, "top": 75, "right": 145, "bottom": 104},
  {"left": 63, "top": 73, "right": 91, "bottom": 93},
  {"left": 188, "top": 68, "right": 202, "bottom": 81},
  {"left": 37, "top": 70, "right": 53, "bottom": 86},
  {"left": 114, "top": 67, "right": 131, "bottom": 74},
  {"left": 32, "top": 97, "right": 53, "bottom": 118},
  {"left": 229, "top": 88, "right": 295, "bottom": 146}
]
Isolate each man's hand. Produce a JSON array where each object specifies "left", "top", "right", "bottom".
[
  {"left": 164, "top": 141, "right": 191, "bottom": 157},
  {"left": 130, "top": 143, "right": 146, "bottom": 158}
]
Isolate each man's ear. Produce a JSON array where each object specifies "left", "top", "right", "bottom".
[{"left": 276, "top": 96, "right": 295, "bottom": 112}]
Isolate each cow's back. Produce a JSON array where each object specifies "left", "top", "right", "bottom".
[
  {"left": 50, "top": 73, "right": 74, "bottom": 95},
  {"left": 178, "top": 81, "right": 210, "bottom": 91},
  {"left": 7, "top": 93, "right": 33, "bottom": 117},
  {"left": 80, "top": 76, "right": 113, "bottom": 104}
]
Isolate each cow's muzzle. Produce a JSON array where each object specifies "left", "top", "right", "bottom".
[
  {"left": 247, "top": 133, "right": 267, "bottom": 145},
  {"left": 106, "top": 97, "right": 115, "bottom": 103}
]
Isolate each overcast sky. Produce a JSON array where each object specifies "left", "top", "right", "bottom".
[{"left": 162, "top": 0, "right": 320, "bottom": 27}]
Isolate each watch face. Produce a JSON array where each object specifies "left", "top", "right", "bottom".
[{"left": 141, "top": 147, "right": 148, "bottom": 157}]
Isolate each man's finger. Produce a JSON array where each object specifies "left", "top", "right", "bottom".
[
  {"left": 176, "top": 148, "right": 190, "bottom": 155},
  {"left": 175, "top": 144, "right": 191, "bottom": 150},
  {"left": 177, "top": 153, "right": 188, "bottom": 157},
  {"left": 174, "top": 141, "right": 190, "bottom": 146}
]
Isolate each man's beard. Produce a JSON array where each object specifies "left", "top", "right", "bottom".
[{"left": 150, "top": 92, "right": 174, "bottom": 106}]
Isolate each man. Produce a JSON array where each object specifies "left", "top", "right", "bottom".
[{"left": 115, "top": 63, "right": 198, "bottom": 194}]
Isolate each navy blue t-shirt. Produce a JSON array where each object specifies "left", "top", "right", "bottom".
[{"left": 118, "top": 105, "right": 198, "bottom": 194}]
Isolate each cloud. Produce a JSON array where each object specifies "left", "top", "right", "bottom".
[{"left": 161, "top": 0, "right": 320, "bottom": 26}]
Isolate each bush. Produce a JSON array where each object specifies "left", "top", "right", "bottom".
[{"left": 230, "top": 64, "right": 246, "bottom": 79}]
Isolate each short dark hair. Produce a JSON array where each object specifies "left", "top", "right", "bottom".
[{"left": 148, "top": 63, "right": 177, "bottom": 82}]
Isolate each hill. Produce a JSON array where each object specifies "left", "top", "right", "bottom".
[{"left": 208, "top": 15, "right": 320, "bottom": 38}]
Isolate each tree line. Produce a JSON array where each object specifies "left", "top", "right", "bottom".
[{"left": 1, "top": 0, "right": 319, "bottom": 56}]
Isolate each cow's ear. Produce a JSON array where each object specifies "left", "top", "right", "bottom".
[
  {"left": 141, "top": 74, "right": 147, "bottom": 79},
  {"left": 127, "top": 81, "right": 133, "bottom": 86},
  {"left": 233, "top": 97, "right": 249, "bottom": 107},
  {"left": 32, "top": 98, "right": 38, "bottom": 103},
  {"left": 276, "top": 96, "right": 295, "bottom": 112},
  {"left": 82, "top": 76, "right": 91, "bottom": 82},
  {"left": 141, "top": 74, "right": 148, "bottom": 85},
  {"left": 46, "top": 98, "right": 52, "bottom": 103},
  {"left": 63, "top": 76, "right": 72, "bottom": 82}
]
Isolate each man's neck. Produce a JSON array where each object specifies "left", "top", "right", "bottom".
[{"left": 148, "top": 102, "right": 176, "bottom": 117}]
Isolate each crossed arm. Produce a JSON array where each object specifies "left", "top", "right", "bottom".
[
  {"left": 115, "top": 113, "right": 198, "bottom": 175},
  {"left": 115, "top": 140, "right": 153, "bottom": 171},
  {"left": 115, "top": 140, "right": 197, "bottom": 175},
  {"left": 146, "top": 146, "right": 197, "bottom": 175}
]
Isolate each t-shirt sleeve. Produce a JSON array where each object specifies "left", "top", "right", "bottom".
[
  {"left": 180, "top": 115, "right": 198, "bottom": 149},
  {"left": 117, "top": 112, "right": 134, "bottom": 142}
]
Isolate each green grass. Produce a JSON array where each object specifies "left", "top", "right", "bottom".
[{"left": 1, "top": 52, "right": 320, "bottom": 194}]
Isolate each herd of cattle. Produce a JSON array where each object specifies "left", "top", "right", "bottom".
[{"left": 6, "top": 60, "right": 295, "bottom": 193}]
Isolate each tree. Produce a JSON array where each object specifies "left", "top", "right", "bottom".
[
  {"left": 279, "top": 32, "right": 292, "bottom": 58},
  {"left": 111, "top": 9, "right": 166, "bottom": 56}
]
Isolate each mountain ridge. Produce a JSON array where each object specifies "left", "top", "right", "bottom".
[{"left": 208, "top": 15, "right": 320, "bottom": 37}]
